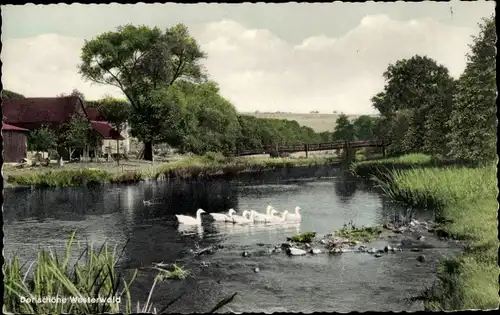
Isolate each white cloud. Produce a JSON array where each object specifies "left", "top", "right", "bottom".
[
  {"left": 2, "top": 14, "right": 477, "bottom": 114},
  {"left": 1, "top": 34, "right": 123, "bottom": 99},
  {"left": 295, "top": 36, "right": 338, "bottom": 51}
]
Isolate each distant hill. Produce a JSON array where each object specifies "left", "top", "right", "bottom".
[{"left": 240, "top": 112, "right": 379, "bottom": 133}]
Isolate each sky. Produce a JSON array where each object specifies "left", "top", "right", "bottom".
[{"left": 1, "top": 2, "right": 495, "bottom": 115}]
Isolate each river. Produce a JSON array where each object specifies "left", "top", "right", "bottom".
[{"left": 3, "top": 166, "right": 461, "bottom": 313}]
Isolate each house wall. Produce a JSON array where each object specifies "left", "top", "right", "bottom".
[
  {"left": 101, "top": 139, "right": 130, "bottom": 154},
  {"left": 3, "top": 130, "right": 28, "bottom": 162},
  {"left": 101, "top": 126, "right": 131, "bottom": 154}
]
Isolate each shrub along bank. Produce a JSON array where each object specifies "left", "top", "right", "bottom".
[{"left": 6, "top": 154, "right": 340, "bottom": 188}]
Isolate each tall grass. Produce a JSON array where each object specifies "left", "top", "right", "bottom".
[
  {"left": 6, "top": 169, "right": 112, "bottom": 188},
  {"left": 373, "top": 162, "right": 498, "bottom": 310},
  {"left": 3, "top": 231, "right": 235, "bottom": 314},
  {"left": 352, "top": 153, "right": 475, "bottom": 178},
  {"left": 153, "top": 154, "right": 337, "bottom": 180}
]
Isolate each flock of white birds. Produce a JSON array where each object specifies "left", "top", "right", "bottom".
[{"left": 175, "top": 205, "right": 302, "bottom": 226}]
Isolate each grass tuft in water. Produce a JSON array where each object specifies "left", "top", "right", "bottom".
[
  {"left": 109, "top": 171, "right": 145, "bottom": 184},
  {"left": 287, "top": 232, "right": 317, "bottom": 243},
  {"left": 154, "top": 264, "right": 190, "bottom": 281},
  {"left": 333, "top": 226, "right": 383, "bottom": 242}
]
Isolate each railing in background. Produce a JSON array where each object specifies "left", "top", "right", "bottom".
[{"left": 230, "top": 139, "right": 387, "bottom": 157}]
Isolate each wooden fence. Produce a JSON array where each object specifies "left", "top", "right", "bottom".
[{"left": 231, "top": 139, "right": 387, "bottom": 157}]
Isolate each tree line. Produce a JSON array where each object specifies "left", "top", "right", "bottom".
[
  {"left": 366, "top": 16, "right": 495, "bottom": 162},
  {"left": 3, "top": 22, "right": 385, "bottom": 161},
  {"left": 327, "top": 16, "right": 495, "bottom": 163},
  {"left": 3, "top": 31, "right": 382, "bottom": 161},
  {"left": 75, "top": 24, "right": 384, "bottom": 160},
  {"left": 5, "top": 16, "right": 493, "bottom": 163},
  {"left": 3, "top": 84, "right": 380, "bottom": 160}
]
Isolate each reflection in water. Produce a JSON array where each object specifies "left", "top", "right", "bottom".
[
  {"left": 122, "top": 186, "right": 135, "bottom": 228},
  {"left": 177, "top": 223, "right": 204, "bottom": 238},
  {"left": 334, "top": 173, "right": 358, "bottom": 203},
  {"left": 4, "top": 167, "right": 445, "bottom": 312},
  {"left": 208, "top": 221, "right": 251, "bottom": 236},
  {"left": 206, "top": 221, "right": 301, "bottom": 240},
  {"left": 251, "top": 221, "right": 301, "bottom": 235}
]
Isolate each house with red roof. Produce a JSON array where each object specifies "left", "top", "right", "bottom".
[
  {"left": 85, "top": 106, "right": 131, "bottom": 155},
  {"left": 2, "top": 96, "right": 126, "bottom": 161}
]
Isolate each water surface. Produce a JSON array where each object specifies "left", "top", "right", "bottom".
[{"left": 3, "top": 167, "right": 457, "bottom": 312}]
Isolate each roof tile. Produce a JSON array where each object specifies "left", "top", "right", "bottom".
[
  {"left": 2, "top": 121, "right": 29, "bottom": 132},
  {"left": 3, "top": 96, "right": 82, "bottom": 124},
  {"left": 90, "top": 121, "right": 125, "bottom": 140}
]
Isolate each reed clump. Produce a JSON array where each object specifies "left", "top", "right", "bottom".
[
  {"left": 288, "top": 232, "right": 317, "bottom": 243},
  {"left": 334, "top": 226, "right": 383, "bottom": 243},
  {"left": 3, "top": 231, "right": 235, "bottom": 314},
  {"left": 109, "top": 171, "right": 145, "bottom": 184}
]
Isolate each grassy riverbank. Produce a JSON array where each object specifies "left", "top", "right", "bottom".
[
  {"left": 5, "top": 154, "right": 339, "bottom": 188},
  {"left": 352, "top": 153, "right": 475, "bottom": 178},
  {"left": 3, "top": 231, "right": 234, "bottom": 314},
  {"left": 354, "top": 155, "right": 498, "bottom": 310}
]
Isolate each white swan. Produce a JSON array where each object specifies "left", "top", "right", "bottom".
[
  {"left": 268, "top": 205, "right": 285, "bottom": 217},
  {"left": 285, "top": 206, "right": 302, "bottom": 222},
  {"left": 266, "top": 205, "right": 275, "bottom": 215},
  {"left": 209, "top": 209, "right": 236, "bottom": 222},
  {"left": 265, "top": 210, "right": 288, "bottom": 224},
  {"left": 229, "top": 209, "right": 250, "bottom": 220},
  {"left": 250, "top": 209, "right": 281, "bottom": 223},
  {"left": 232, "top": 210, "right": 254, "bottom": 225},
  {"left": 251, "top": 210, "right": 269, "bottom": 223},
  {"left": 175, "top": 209, "right": 205, "bottom": 225},
  {"left": 268, "top": 208, "right": 279, "bottom": 218}
]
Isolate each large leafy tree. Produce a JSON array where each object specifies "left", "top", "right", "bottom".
[
  {"left": 301, "top": 125, "right": 322, "bottom": 144},
  {"left": 352, "top": 115, "right": 378, "bottom": 141},
  {"left": 178, "top": 81, "right": 241, "bottom": 155},
  {"left": 385, "top": 109, "right": 412, "bottom": 155},
  {"left": 447, "top": 16, "right": 496, "bottom": 162},
  {"left": 372, "top": 55, "right": 456, "bottom": 155},
  {"left": 62, "top": 113, "right": 98, "bottom": 160},
  {"left": 318, "top": 131, "right": 333, "bottom": 143},
  {"left": 27, "top": 125, "right": 58, "bottom": 157},
  {"left": 235, "top": 115, "right": 327, "bottom": 154},
  {"left": 236, "top": 115, "right": 265, "bottom": 152},
  {"left": 332, "top": 114, "right": 356, "bottom": 141},
  {"left": 79, "top": 24, "right": 206, "bottom": 161},
  {"left": 132, "top": 85, "right": 188, "bottom": 151},
  {"left": 58, "top": 88, "right": 86, "bottom": 100}
]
